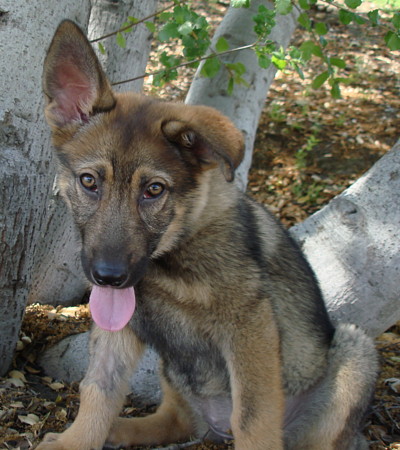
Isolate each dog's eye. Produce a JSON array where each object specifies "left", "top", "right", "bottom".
[
  {"left": 144, "top": 183, "right": 164, "bottom": 199},
  {"left": 80, "top": 173, "right": 98, "bottom": 192}
]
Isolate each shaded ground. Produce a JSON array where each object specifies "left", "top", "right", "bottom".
[{"left": 1, "top": 2, "right": 400, "bottom": 449}]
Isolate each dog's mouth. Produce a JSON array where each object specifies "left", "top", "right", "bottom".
[
  {"left": 89, "top": 285, "right": 136, "bottom": 332},
  {"left": 83, "top": 256, "right": 149, "bottom": 332}
]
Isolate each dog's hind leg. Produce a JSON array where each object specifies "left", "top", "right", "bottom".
[
  {"left": 106, "top": 374, "right": 196, "bottom": 448},
  {"left": 36, "top": 326, "right": 143, "bottom": 450},
  {"left": 284, "top": 324, "right": 379, "bottom": 450}
]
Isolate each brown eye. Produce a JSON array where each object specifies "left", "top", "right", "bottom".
[
  {"left": 80, "top": 173, "right": 98, "bottom": 192},
  {"left": 144, "top": 182, "right": 164, "bottom": 199}
]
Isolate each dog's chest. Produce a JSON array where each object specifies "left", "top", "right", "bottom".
[{"left": 131, "top": 293, "right": 230, "bottom": 398}]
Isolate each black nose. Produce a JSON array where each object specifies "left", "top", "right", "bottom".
[{"left": 91, "top": 262, "right": 128, "bottom": 287}]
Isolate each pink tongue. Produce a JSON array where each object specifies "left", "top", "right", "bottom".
[{"left": 89, "top": 285, "right": 136, "bottom": 332}]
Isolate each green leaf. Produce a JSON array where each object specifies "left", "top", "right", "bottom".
[
  {"left": 227, "top": 62, "right": 246, "bottom": 76},
  {"left": 319, "top": 36, "right": 328, "bottom": 48},
  {"left": 258, "top": 54, "right": 271, "bottom": 69},
  {"left": 158, "top": 23, "right": 180, "bottom": 42},
  {"left": 293, "top": 63, "right": 305, "bottom": 80},
  {"left": 116, "top": 32, "right": 126, "bottom": 48},
  {"left": 121, "top": 22, "right": 133, "bottom": 33},
  {"left": 160, "top": 51, "right": 181, "bottom": 69},
  {"left": 299, "top": 40, "right": 323, "bottom": 60},
  {"left": 392, "top": 12, "right": 400, "bottom": 29},
  {"left": 289, "top": 47, "right": 301, "bottom": 59},
  {"left": 253, "top": 5, "right": 276, "bottom": 39},
  {"left": 153, "top": 72, "right": 166, "bottom": 87},
  {"left": 145, "top": 21, "right": 156, "bottom": 33},
  {"left": 227, "top": 77, "right": 235, "bottom": 95},
  {"left": 312, "top": 71, "right": 329, "bottom": 89},
  {"left": 216, "top": 36, "right": 229, "bottom": 53},
  {"left": 128, "top": 16, "right": 138, "bottom": 24},
  {"left": 98, "top": 42, "right": 106, "bottom": 55},
  {"left": 276, "top": 0, "right": 293, "bottom": 15},
  {"left": 314, "top": 22, "right": 328, "bottom": 35},
  {"left": 272, "top": 55, "right": 287, "bottom": 70},
  {"left": 236, "top": 76, "right": 250, "bottom": 87},
  {"left": 231, "top": 0, "right": 251, "bottom": 7},
  {"left": 385, "top": 31, "right": 400, "bottom": 50},
  {"left": 200, "top": 57, "right": 221, "bottom": 78},
  {"left": 367, "top": 9, "right": 380, "bottom": 25},
  {"left": 178, "top": 21, "right": 194, "bottom": 36},
  {"left": 330, "top": 57, "right": 346, "bottom": 69},
  {"left": 331, "top": 82, "right": 341, "bottom": 99},
  {"left": 300, "top": 40, "right": 315, "bottom": 60},
  {"left": 182, "top": 33, "right": 210, "bottom": 59},
  {"left": 159, "top": 12, "right": 173, "bottom": 22},
  {"left": 236, "top": 62, "right": 246, "bottom": 76},
  {"left": 298, "top": 13, "right": 312, "bottom": 30},
  {"left": 298, "top": 0, "right": 310, "bottom": 10},
  {"left": 335, "top": 76, "right": 351, "bottom": 85},
  {"left": 312, "top": 44, "right": 323, "bottom": 58},
  {"left": 354, "top": 14, "right": 367, "bottom": 24},
  {"left": 173, "top": 5, "right": 187, "bottom": 25},
  {"left": 338, "top": 9, "right": 354, "bottom": 25},
  {"left": 344, "top": 0, "right": 362, "bottom": 8}
]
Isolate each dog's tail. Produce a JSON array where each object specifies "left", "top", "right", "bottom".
[{"left": 285, "top": 323, "right": 379, "bottom": 450}]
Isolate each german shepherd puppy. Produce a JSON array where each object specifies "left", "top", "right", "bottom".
[{"left": 37, "top": 20, "right": 378, "bottom": 450}]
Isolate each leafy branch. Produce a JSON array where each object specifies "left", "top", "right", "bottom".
[
  {"left": 292, "top": 0, "right": 400, "bottom": 97},
  {"left": 98, "top": 0, "right": 400, "bottom": 97},
  {"left": 90, "top": 1, "right": 182, "bottom": 53},
  {"left": 111, "top": 42, "right": 258, "bottom": 87}
]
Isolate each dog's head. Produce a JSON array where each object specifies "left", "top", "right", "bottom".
[{"left": 43, "top": 20, "right": 244, "bottom": 330}]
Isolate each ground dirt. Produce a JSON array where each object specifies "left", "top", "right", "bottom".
[{"left": 1, "top": 1, "right": 399, "bottom": 449}]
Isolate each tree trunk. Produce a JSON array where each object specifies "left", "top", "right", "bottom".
[
  {"left": 185, "top": 0, "right": 300, "bottom": 190},
  {"left": 88, "top": 0, "right": 157, "bottom": 93},
  {"left": 291, "top": 139, "right": 400, "bottom": 337},
  {"left": 27, "top": 0, "right": 157, "bottom": 308},
  {"left": 0, "top": 0, "right": 91, "bottom": 376}
]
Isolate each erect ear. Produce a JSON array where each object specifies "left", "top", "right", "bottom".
[
  {"left": 43, "top": 20, "right": 115, "bottom": 128},
  {"left": 161, "top": 105, "right": 245, "bottom": 182}
]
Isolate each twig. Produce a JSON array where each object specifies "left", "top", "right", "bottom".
[
  {"left": 111, "top": 42, "right": 259, "bottom": 86},
  {"left": 90, "top": 1, "right": 180, "bottom": 44},
  {"left": 384, "top": 405, "right": 400, "bottom": 431},
  {"left": 318, "top": 0, "right": 395, "bottom": 33}
]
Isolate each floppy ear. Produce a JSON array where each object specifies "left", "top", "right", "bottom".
[
  {"left": 43, "top": 20, "right": 115, "bottom": 128},
  {"left": 162, "top": 105, "right": 245, "bottom": 182}
]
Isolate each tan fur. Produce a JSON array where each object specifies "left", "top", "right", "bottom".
[
  {"left": 36, "top": 20, "right": 378, "bottom": 450},
  {"left": 107, "top": 374, "right": 197, "bottom": 447}
]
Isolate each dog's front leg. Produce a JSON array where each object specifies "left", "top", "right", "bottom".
[
  {"left": 36, "top": 326, "right": 143, "bottom": 450},
  {"left": 225, "top": 317, "right": 285, "bottom": 450}
]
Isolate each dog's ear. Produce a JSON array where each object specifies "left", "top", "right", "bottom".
[
  {"left": 162, "top": 106, "right": 245, "bottom": 182},
  {"left": 43, "top": 20, "right": 115, "bottom": 128}
]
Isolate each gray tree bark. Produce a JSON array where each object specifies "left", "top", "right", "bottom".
[
  {"left": 27, "top": 0, "right": 157, "bottom": 308},
  {"left": 0, "top": 0, "right": 157, "bottom": 376},
  {"left": 185, "top": 0, "right": 300, "bottom": 191},
  {"left": 291, "top": 139, "right": 400, "bottom": 338},
  {"left": 0, "top": 0, "right": 91, "bottom": 376},
  {"left": 88, "top": 0, "right": 156, "bottom": 93}
]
